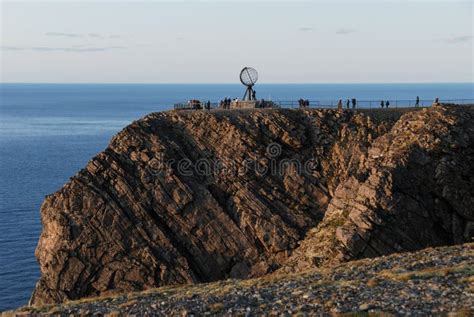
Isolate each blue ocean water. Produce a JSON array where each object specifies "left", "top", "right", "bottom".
[{"left": 0, "top": 83, "right": 473, "bottom": 311}]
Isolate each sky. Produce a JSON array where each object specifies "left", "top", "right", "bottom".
[{"left": 0, "top": 0, "right": 473, "bottom": 83}]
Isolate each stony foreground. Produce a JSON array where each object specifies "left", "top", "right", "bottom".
[{"left": 6, "top": 243, "right": 473, "bottom": 316}]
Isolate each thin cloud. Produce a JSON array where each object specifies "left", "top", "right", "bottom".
[
  {"left": 1, "top": 46, "right": 126, "bottom": 52},
  {"left": 336, "top": 28, "right": 357, "bottom": 35},
  {"left": 443, "top": 35, "right": 472, "bottom": 44},
  {"left": 298, "top": 27, "right": 315, "bottom": 32},
  {"left": 45, "top": 32, "right": 123, "bottom": 39},
  {"left": 45, "top": 32, "right": 83, "bottom": 38}
]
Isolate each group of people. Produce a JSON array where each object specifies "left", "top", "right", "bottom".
[
  {"left": 219, "top": 97, "right": 271, "bottom": 109},
  {"left": 187, "top": 99, "right": 212, "bottom": 110},
  {"left": 378, "top": 96, "right": 422, "bottom": 108},
  {"left": 379, "top": 100, "right": 391, "bottom": 108},
  {"left": 335, "top": 96, "right": 424, "bottom": 110},
  {"left": 257, "top": 99, "right": 271, "bottom": 108},
  {"left": 336, "top": 98, "right": 359, "bottom": 110},
  {"left": 298, "top": 99, "right": 310, "bottom": 108},
  {"left": 193, "top": 95, "right": 431, "bottom": 111},
  {"left": 220, "top": 97, "right": 237, "bottom": 109}
]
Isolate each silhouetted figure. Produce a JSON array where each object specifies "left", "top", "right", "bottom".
[
  {"left": 305, "top": 100, "right": 310, "bottom": 107},
  {"left": 434, "top": 97, "right": 439, "bottom": 105},
  {"left": 386, "top": 101, "right": 390, "bottom": 108},
  {"left": 252, "top": 90, "right": 256, "bottom": 100},
  {"left": 206, "top": 100, "right": 211, "bottom": 110},
  {"left": 352, "top": 98, "right": 357, "bottom": 109},
  {"left": 380, "top": 100, "right": 384, "bottom": 108},
  {"left": 298, "top": 98, "right": 305, "bottom": 108},
  {"left": 337, "top": 99, "right": 343, "bottom": 110},
  {"left": 346, "top": 99, "right": 350, "bottom": 109},
  {"left": 260, "top": 98, "right": 265, "bottom": 108},
  {"left": 191, "top": 100, "right": 201, "bottom": 110},
  {"left": 415, "top": 96, "right": 420, "bottom": 107}
]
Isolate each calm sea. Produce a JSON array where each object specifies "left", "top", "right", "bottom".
[{"left": 0, "top": 83, "right": 473, "bottom": 311}]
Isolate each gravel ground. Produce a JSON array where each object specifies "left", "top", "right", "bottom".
[{"left": 4, "top": 243, "right": 473, "bottom": 316}]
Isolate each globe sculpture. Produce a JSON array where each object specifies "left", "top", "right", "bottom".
[{"left": 240, "top": 67, "right": 258, "bottom": 101}]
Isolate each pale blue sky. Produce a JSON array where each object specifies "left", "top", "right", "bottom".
[{"left": 1, "top": 0, "right": 472, "bottom": 83}]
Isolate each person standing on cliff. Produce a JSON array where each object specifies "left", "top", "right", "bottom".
[
  {"left": 380, "top": 100, "right": 384, "bottom": 108},
  {"left": 386, "top": 100, "right": 390, "bottom": 108},
  {"left": 298, "top": 98, "right": 304, "bottom": 108},
  {"left": 415, "top": 96, "right": 420, "bottom": 107},
  {"left": 346, "top": 99, "right": 350, "bottom": 109},
  {"left": 352, "top": 98, "right": 357, "bottom": 109},
  {"left": 337, "top": 99, "right": 343, "bottom": 110}
]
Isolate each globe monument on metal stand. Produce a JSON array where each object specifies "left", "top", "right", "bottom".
[{"left": 240, "top": 67, "right": 258, "bottom": 101}]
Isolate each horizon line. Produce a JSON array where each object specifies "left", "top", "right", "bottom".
[{"left": 1, "top": 82, "right": 473, "bottom": 85}]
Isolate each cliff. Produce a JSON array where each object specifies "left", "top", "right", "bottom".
[{"left": 30, "top": 105, "right": 474, "bottom": 306}]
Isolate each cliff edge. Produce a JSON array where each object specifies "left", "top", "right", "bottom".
[{"left": 30, "top": 105, "right": 474, "bottom": 306}]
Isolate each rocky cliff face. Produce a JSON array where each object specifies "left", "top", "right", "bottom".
[
  {"left": 280, "top": 105, "right": 474, "bottom": 273},
  {"left": 30, "top": 105, "right": 474, "bottom": 306}
]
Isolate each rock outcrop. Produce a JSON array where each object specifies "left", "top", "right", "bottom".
[
  {"left": 30, "top": 105, "right": 474, "bottom": 306},
  {"left": 280, "top": 105, "right": 474, "bottom": 273}
]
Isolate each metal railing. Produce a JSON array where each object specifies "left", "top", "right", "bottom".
[
  {"left": 174, "top": 99, "right": 474, "bottom": 110},
  {"left": 174, "top": 102, "right": 219, "bottom": 110},
  {"left": 273, "top": 99, "right": 474, "bottom": 109}
]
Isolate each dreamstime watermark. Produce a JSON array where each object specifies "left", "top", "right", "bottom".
[{"left": 146, "top": 142, "right": 319, "bottom": 177}]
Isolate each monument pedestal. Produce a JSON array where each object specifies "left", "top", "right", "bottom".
[{"left": 230, "top": 100, "right": 258, "bottom": 109}]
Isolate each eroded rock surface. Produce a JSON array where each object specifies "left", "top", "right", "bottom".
[
  {"left": 30, "top": 106, "right": 474, "bottom": 305},
  {"left": 281, "top": 105, "right": 474, "bottom": 272}
]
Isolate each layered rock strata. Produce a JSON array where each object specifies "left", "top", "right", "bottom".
[{"left": 30, "top": 105, "right": 474, "bottom": 305}]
